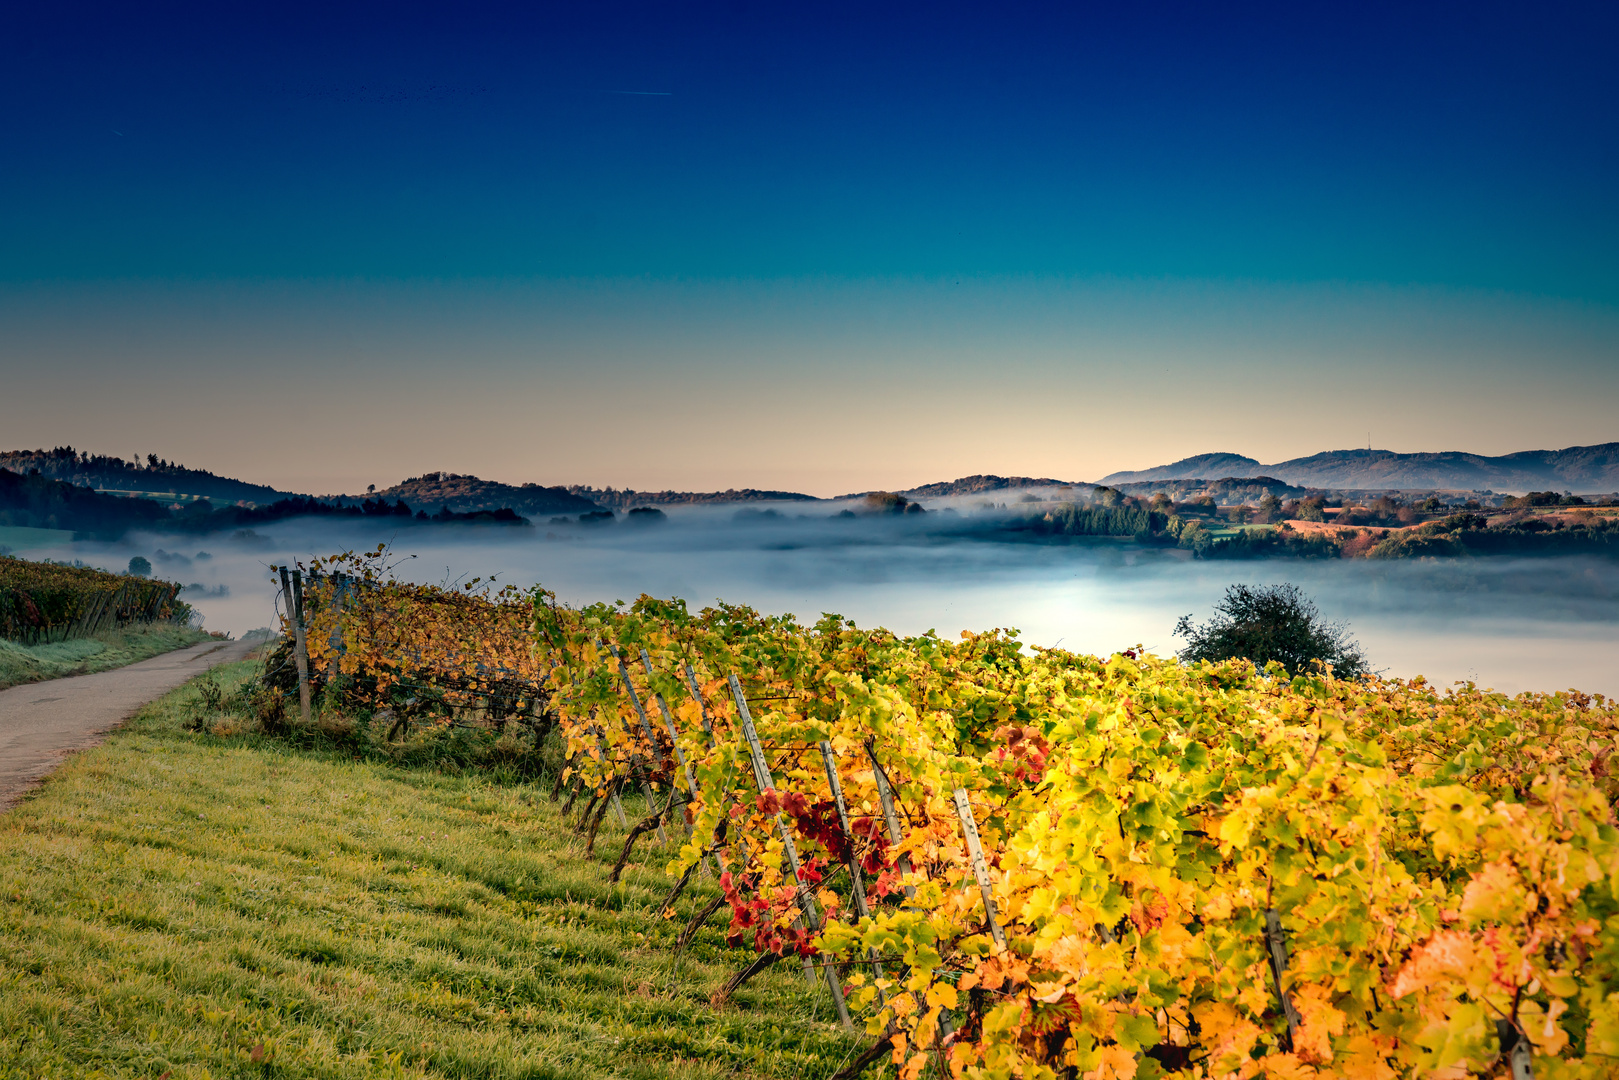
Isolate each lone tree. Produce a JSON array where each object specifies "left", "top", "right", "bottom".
[
  {"left": 1174, "top": 583, "right": 1367, "bottom": 678},
  {"left": 127, "top": 556, "right": 152, "bottom": 578}
]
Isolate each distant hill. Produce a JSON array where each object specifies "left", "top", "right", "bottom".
[
  {"left": 379, "top": 473, "right": 831, "bottom": 514},
  {"left": 834, "top": 475, "right": 1087, "bottom": 501},
  {"left": 377, "top": 474, "right": 601, "bottom": 517},
  {"left": 901, "top": 474, "right": 1086, "bottom": 499},
  {"left": 1101, "top": 443, "right": 1619, "bottom": 493},
  {"left": 1266, "top": 445, "right": 1619, "bottom": 491},
  {"left": 1099, "top": 454, "right": 1261, "bottom": 485},
  {"left": 393, "top": 472, "right": 1102, "bottom": 511},
  {"left": 1, "top": 468, "right": 531, "bottom": 541},
  {"left": 565, "top": 486, "right": 819, "bottom": 511},
  {"left": 0, "top": 447, "right": 291, "bottom": 506}
]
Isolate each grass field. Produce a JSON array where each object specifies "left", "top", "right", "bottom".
[
  {"left": 0, "top": 623, "right": 214, "bottom": 692},
  {"left": 0, "top": 660, "right": 870, "bottom": 1080},
  {"left": 0, "top": 526, "right": 76, "bottom": 555}
]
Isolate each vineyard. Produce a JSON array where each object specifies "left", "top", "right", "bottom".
[
  {"left": 0, "top": 554, "right": 189, "bottom": 644},
  {"left": 284, "top": 548, "right": 1619, "bottom": 1080}
]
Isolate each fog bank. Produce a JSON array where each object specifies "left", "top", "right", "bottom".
[{"left": 22, "top": 504, "right": 1618, "bottom": 698}]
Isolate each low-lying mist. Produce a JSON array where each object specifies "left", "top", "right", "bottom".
[{"left": 33, "top": 500, "right": 1619, "bottom": 697}]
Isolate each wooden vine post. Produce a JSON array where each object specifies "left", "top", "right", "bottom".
[
  {"left": 637, "top": 649, "right": 695, "bottom": 800},
  {"left": 278, "top": 566, "right": 312, "bottom": 723},
  {"left": 1497, "top": 1020, "right": 1536, "bottom": 1080},
  {"left": 610, "top": 645, "right": 670, "bottom": 845},
  {"left": 1263, "top": 908, "right": 1302, "bottom": 1048},
  {"left": 819, "top": 740, "right": 887, "bottom": 996},
  {"left": 817, "top": 742, "right": 871, "bottom": 911},
  {"left": 951, "top": 789, "right": 1007, "bottom": 948},
  {"left": 327, "top": 571, "right": 346, "bottom": 682},
  {"left": 682, "top": 663, "right": 717, "bottom": 739},
  {"left": 587, "top": 718, "right": 630, "bottom": 828},
  {"left": 639, "top": 649, "right": 706, "bottom": 851},
  {"left": 727, "top": 673, "right": 854, "bottom": 1030},
  {"left": 290, "top": 568, "right": 313, "bottom": 720},
  {"left": 678, "top": 661, "right": 728, "bottom": 879},
  {"left": 866, "top": 745, "right": 916, "bottom": 900}
]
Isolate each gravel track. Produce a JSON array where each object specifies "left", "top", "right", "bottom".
[{"left": 0, "top": 637, "right": 258, "bottom": 809}]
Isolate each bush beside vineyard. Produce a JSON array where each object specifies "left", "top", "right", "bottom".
[
  {"left": 0, "top": 554, "right": 189, "bottom": 643},
  {"left": 289, "top": 550, "right": 1619, "bottom": 1079}
]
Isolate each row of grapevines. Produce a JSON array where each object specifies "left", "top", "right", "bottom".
[
  {"left": 292, "top": 550, "right": 1619, "bottom": 1079},
  {"left": 0, "top": 553, "right": 187, "bottom": 643},
  {"left": 295, "top": 548, "right": 548, "bottom": 710}
]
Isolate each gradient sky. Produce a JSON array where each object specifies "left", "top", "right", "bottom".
[{"left": 3, "top": 1, "right": 1616, "bottom": 495}]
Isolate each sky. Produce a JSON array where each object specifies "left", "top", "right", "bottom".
[{"left": 2, "top": 1, "right": 1616, "bottom": 496}]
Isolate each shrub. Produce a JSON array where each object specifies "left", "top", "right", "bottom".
[
  {"left": 1174, "top": 583, "right": 1367, "bottom": 678},
  {"left": 1289, "top": 495, "right": 1327, "bottom": 522},
  {"left": 1176, "top": 521, "right": 1213, "bottom": 555},
  {"left": 1337, "top": 528, "right": 1381, "bottom": 558},
  {"left": 862, "top": 491, "right": 921, "bottom": 514},
  {"left": 1504, "top": 491, "right": 1565, "bottom": 508},
  {"left": 1369, "top": 531, "right": 1466, "bottom": 558},
  {"left": 1201, "top": 528, "right": 1340, "bottom": 560}
]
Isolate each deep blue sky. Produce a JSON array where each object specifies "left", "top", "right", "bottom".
[
  {"left": 5, "top": 1, "right": 1617, "bottom": 295},
  {"left": 3, "top": 2, "right": 1617, "bottom": 493}
]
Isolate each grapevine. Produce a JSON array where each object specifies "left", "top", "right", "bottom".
[
  {"left": 1, "top": 554, "right": 188, "bottom": 643},
  {"left": 282, "top": 549, "right": 1619, "bottom": 1079}
]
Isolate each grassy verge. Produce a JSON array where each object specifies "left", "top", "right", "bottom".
[
  {"left": 0, "top": 661, "right": 870, "bottom": 1080},
  {"left": 0, "top": 622, "right": 214, "bottom": 691}
]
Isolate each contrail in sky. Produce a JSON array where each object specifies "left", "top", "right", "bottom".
[{"left": 603, "top": 90, "right": 672, "bottom": 95}]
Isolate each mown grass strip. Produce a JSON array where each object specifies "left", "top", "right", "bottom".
[
  {"left": 0, "top": 622, "right": 213, "bottom": 692},
  {"left": 0, "top": 660, "right": 870, "bottom": 1079}
]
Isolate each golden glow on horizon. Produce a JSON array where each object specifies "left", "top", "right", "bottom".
[{"left": 1, "top": 277, "right": 1615, "bottom": 497}]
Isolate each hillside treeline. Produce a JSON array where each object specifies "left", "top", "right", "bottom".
[
  {"left": 0, "top": 446, "right": 288, "bottom": 505},
  {"left": 0, "top": 468, "right": 530, "bottom": 540},
  {"left": 0, "top": 468, "right": 173, "bottom": 538},
  {"left": 1022, "top": 503, "right": 1168, "bottom": 539},
  {"left": 1016, "top": 495, "right": 1619, "bottom": 560}
]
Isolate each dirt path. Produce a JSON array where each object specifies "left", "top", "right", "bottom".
[{"left": 0, "top": 637, "right": 259, "bottom": 809}]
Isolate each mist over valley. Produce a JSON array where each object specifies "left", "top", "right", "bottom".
[
  {"left": 6, "top": 490, "right": 1612, "bottom": 697},
  {"left": 5, "top": 443, "right": 1618, "bottom": 696}
]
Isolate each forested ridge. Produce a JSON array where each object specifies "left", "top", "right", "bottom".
[
  {"left": 0, "top": 469, "right": 530, "bottom": 540},
  {"left": 1013, "top": 491, "right": 1619, "bottom": 560},
  {"left": 0, "top": 447, "right": 289, "bottom": 505}
]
